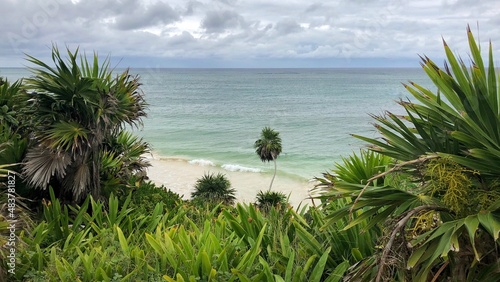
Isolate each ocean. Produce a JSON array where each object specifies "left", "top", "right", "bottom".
[{"left": 0, "top": 67, "right": 433, "bottom": 182}]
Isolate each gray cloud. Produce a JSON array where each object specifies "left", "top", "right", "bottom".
[
  {"left": 184, "top": 0, "right": 204, "bottom": 16},
  {"left": 113, "top": 1, "right": 180, "bottom": 30},
  {"left": 0, "top": 0, "right": 499, "bottom": 67},
  {"left": 274, "top": 18, "right": 303, "bottom": 36},
  {"left": 201, "top": 10, "right": 246, "bottom": 33}
]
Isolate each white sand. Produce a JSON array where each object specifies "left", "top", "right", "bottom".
[{"left": 144, "top": 154, "right": 319, "bottom": 208}]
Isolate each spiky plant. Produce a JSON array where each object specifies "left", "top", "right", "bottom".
[
  {"left": 100, "top": 131, "right": 151, "bottom": 197},
  {"left": 191, "top": 172, "right": 236, "bottom": 205},
  {"left": 255, "top": 190, "right": 288, "bottom": 212},
  {"left": 319, "top": 26, "right": 500, "bottom": 281}
]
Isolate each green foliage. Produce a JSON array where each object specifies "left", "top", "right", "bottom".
[
  {"left": 0, "top": 77, "right": 28, "bottom": 132},
  {"left": 126, "top": 181, "right": 182, "bottom": 214},
  {"left": 0, "top": 106, "right": 31, "bottom": 282},
  {"left": 15, "top": 191, "right": 357, "bottom": 281},
  {"left": 191, "top": 172, "right": 236, "bottom": 205},
  {"left": 320, "top": 27, "right": 500, "bottom": 281},
  {"left": 0, "top": 126, "right": 27, "bottom": 166},
  {"left": 335, "top": 150, "right": 392, "bottom": 185},
  {"left": 315, "top": 151, "right": 388, "bottom": 267},
  {"left": 22, "top": 46, "right": 148, "bottom": 202},
  {"left": 407, "top": 210, "right": 500, "bottom": 282},
  {"left": 14, "top": 187, "right": 170, "bottom": 281},
  {"left": 100, "top": 131, "right": 151, "bottom": 197},
  {"left": 255, "top": 190, "right": 288, "bottom": 212},
  {"left": 0, "top": 78, "right": 30, "bottom": 198},
  {"left": 102, "top": 131, "right": 151, "bottom": 178},
  {"left": 353, "top": 27, "right": 500, "bottom": 178}
]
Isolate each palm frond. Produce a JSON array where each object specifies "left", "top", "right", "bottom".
[
  {"left": 23, "top": 146, "right": 71, "bottom": 189},
  {"left": 254, "top": 126, "right": 282, "bottom": 162},
  {"left": 355, "top": 26, "right": 500, "bottom": 176}
]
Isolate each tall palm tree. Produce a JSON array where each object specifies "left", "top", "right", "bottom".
[
  {"left": 254, "top": 127, "right": 282, "bottom": 191},
  {"left": 22, "top": 46, "right": 147, "bottom": 202}
]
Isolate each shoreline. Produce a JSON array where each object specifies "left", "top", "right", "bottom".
[{"left": 144, "top": 153, "right": 319, "bottom": 208}]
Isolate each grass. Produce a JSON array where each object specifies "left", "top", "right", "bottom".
[{"left": 8, "top": 187, "right": 358, "bottom": 281}]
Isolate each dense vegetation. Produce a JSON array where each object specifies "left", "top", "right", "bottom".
[{"left": 1, "top": 27, "right": 499, "bottom": 281}]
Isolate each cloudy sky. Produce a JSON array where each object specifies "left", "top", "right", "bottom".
[{"left": 1, "top": 0, "right": 499, "bottom": 68}]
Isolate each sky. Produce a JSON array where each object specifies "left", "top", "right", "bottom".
[{"left": 1, "top": 0, "right": 499, "bottom": 68}]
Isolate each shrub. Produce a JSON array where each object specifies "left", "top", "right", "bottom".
[
  {"left": 191, "top": 172, "right": 236, "bottom": 205},
  {"left": 126, "top": 181, "right": 182, "bottom": 214},
  {"left": 255, "top": 190, "right": 288, "bottom": 212}
]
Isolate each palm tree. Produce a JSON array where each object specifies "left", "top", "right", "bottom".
[
  {"left": 254, "top": 127, "right": 282, "bottom": 191},
  {"left": 100, "top": 131, "right": 151, "bottom": 197},
  {"left": 22, "top": 46, "right": 147, "bottom": 202},
  {"left": 318, "top": 26, "right": 500, "bottom": 281}
]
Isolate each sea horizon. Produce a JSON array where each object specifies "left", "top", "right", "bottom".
[{"left": 0, "top": 67, "right": 433, "bottom": 182}]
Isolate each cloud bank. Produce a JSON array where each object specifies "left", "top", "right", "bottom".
[{"left": 1, "top": 0, "right": 499, "bottom": 67}]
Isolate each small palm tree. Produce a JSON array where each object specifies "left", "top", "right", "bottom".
[
  {"left": 191, "top": 172, "right": 236, "bottom": 205},
  {"left": 254, "top": 127, "right": 282, "bottom": 191}
]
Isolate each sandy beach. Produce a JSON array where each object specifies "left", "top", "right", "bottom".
[{"left": 144, "top": 154, "right": 319, "bottom": 208}]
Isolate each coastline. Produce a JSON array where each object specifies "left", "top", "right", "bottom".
[{"left": 144, "top": 153, "right": 319, "bottom": 208}]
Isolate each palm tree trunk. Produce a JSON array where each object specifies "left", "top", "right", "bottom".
[{"left": 268, "top": 158, "right": 277, "bottom": 191}]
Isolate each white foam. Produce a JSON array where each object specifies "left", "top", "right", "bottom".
[
  {"left": 188, "top": 159, "right": 216, "bottom": 167},
  {"left": 221, "top": 164, "right": 263, "bottom": 173}
]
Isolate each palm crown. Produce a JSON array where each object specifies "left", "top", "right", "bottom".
[
  {"left": 254, "top": 127, "right": 282, "bottom": 191},
  {"left": 254, "top": 126, "right": 282, "bottom": 162}
]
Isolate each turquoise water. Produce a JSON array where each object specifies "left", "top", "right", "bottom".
[
  {"left": 0, "top": 67, "right": 433, "bottom": 180},
  {"left": 135, "top": 68, "right": 433, "bottom": 180}
]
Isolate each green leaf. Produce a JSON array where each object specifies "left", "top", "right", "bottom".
[
  {"left": 285, "top": 250, "right": 295, "bottom": 281},
  {"left": 478, "top": 212, "right": 500, "bottom": 240},
  {"left": 231, "top": 269, "right": 252, "bottom": 282},
  {"left": 351, "top": 248, "right": 363, "bottom": 262},
  {"left": 310, "top": 247, "right": 331, "bottom": 282},
  {"left": 294, "top": 221, "right": 323, "bottom": 257},
  {"left": 116, "top": 225, "right": 129, "bottom": 254},
  {"left": 325, "top": 260, "right": 350, "bottom": 282},
  {"left": 407, "top": 245, "right": 427, "bottom": 269}
]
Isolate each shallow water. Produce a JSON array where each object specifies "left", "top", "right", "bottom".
[
  {"left": 133, "top": 68, "right": 432, "bottom": 180},
  {"left": 1, "top": 67, "right": 434, "bottom": 203}
]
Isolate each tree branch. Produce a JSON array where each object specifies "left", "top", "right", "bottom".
[{"left": 375, "top": 205, "right": 449, "bottom": 282}]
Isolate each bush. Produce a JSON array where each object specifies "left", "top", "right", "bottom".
[
  {"left": 125, "top": 181, "right": 182, "bottom": 214},
  {"left": 191, "top": 172, "right": 236, "bottom": 205},
  {"left": 255, "top": 190, "right": 288, "bottom": 212}
]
